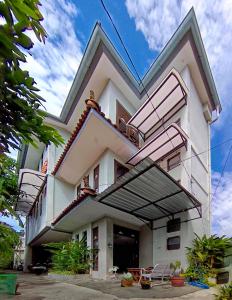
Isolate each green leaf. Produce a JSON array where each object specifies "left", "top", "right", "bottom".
[{"left": 16, "top": 33, "right": 33, "bottom": 49}]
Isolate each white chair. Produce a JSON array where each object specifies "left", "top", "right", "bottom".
[{"left": 139, "top": 264, "right": 172, "bottom": 286}]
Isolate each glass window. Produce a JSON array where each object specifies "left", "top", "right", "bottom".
[
  {"left": 76, "top": 184, "right": 81, "bottom": 198},
  {"left": 75, "top": 234, "right": 79, "bottom": 242},
  {"left": 167, "top": 218, "right": 181, "bottom": 233},
  {"left": 93, "top": 165, "right": 99, "bottom": 192},
  {"left": 167, "top": 153, "right": 181, "bottom": 171},
  {"left": 167, "top": 236, "right": 180, "bottom": 250},
  {"left": 82, "top": 230, "right": 87, "bottom": 247},
  {"left": 92, "top": 227, "right": 99, "bottom": 271},
  {"left": 114, "top": 160, "right": 129, "bottom": 181}
]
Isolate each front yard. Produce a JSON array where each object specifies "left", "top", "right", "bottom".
[{"left": 2, "top": 272, "right": 217, "bottom": 300}]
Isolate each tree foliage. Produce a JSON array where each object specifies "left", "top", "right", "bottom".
[
  {"left": 0, "top": 154, "right": 18, "bottom": 218},
  {"left": 0, "top": 223, "right": 19, "bottom": 269},
  {"left": 0, "top": 0, "right": 64, "bottom": 153}
]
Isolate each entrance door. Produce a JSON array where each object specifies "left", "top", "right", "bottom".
[{"left": 113, "top": 225, "right": 139, "bottom": 272}]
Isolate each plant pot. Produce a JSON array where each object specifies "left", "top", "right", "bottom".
[
  {"left": 171, "top": 276, "right": 185, "bottom": 287},
  {"left": 85, "top": 99, "right": 100, "bottom": 112},
  {"left": 141, "top": 282, "right": 151, "bottom": 289},
  {"left": 208, "top": 277, "right": 217, "bottom": 285},
  {"left": 80, "top": 187, "right": 96, "bottom": 195},
  {"left": 121, "top": 279, "right": 133, "bottom": 287}
]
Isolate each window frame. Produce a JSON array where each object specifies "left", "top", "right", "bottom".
[
  {"left": 114, "top": 160, "right": 129, "bottom": 182},
  {"left": 167, "top": 236, "right": 180, "bottom": 250},
  {"left": 167, "top": 152, "right": 181, "bottom": 171},
  {"left": 93, "top": 165, "right": 100, "bottom": 192},
  {"left": 167, "top": 218, "right": 181, "bottom": 233}
]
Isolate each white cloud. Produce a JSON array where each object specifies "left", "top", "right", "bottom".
[
  {"left": 125, "top": 0, "right": 232, "bottom": 123},
  {"left": 24, "top": 0, "right": 82, "bottom": 116},
  {"left": 211, "top": 171, "right": 232, "bottom": 237}
]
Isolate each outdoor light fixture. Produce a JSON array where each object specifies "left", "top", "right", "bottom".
[{"left": 107, "top": 242, "right": 113, "bottom": 248}]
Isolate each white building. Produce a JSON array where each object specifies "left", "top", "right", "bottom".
[
  {"left": 14, "top": 230, "right": 25, "bottom": 269},
  {"left": 16, "top": 9, "right": 221, "bottom": 279}
]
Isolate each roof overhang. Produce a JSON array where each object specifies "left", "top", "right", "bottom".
[
  {"left": 52, "top": 196, "right": 144, "bottom": 232},
  {"left": 53, "top": 160, "right": 202, "bottom": 231},
  {"left": 58, "top": 8, "right": 220, "bottom": 129},
  {"left": 127, "top": 124, "right": 188, "bottom": 166},
  {"left": 16, "top": 169, "right": 46, "bottom": 215},
  {"left": 55, "top": 109, "right": 138, "bottom": 185},
  {"left": 29, "top": 226, "right": 71, "bottom": 246},
  {"left": 95, "top": 160, "right": 202, "bottom": 223}
]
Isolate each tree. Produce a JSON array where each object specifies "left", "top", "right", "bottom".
[
  {"left": 0, "top": 154, "right": 21, "bottom": 269},
  {"left": 0, "top": 0, "right": 64, "bottom": 153},
  {"left": 0, "top": 154, "right": 18, "bottom": 218},
  {"left": 0, "top": 223, "right": 19, "bottom": 269}
]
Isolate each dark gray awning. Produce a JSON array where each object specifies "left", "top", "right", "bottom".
[{"left": 95, "top": 160, "right": 201, "bottom": 223}]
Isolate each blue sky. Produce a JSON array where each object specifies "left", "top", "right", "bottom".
[{"left": 3, "top": 0, "right": 232, "bottom": 236}]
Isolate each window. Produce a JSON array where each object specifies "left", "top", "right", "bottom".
[
  {"left": 82, "top": 230, "right": 87, "bottom": 247},
  {"left": 116, "top": 101, "right": 131, "bottom": 130},
  {"left": 92, "top": 227, "right": 99, "bottom": 271},
  {"left": 83, "top": 175, "right": 89, "bottom": 187},
  {"left": 93, "top": 165, "right": 99, "bottom": 192},
  {"left": 167, "top": 153, "right": 181, "bottom": 171},
  {"left": 167, "top": 236, "right": 180, "bottom": 250},
  {"left": 167, "top": 218, "right": 181, "bottom": 233},
  {"left": 76, "top": 184, "right": 81, "bottom": 198},
  {"left": 75, "top": 234, "right": 79, "bottom": 242},
  {"left": 114, "top": 160, "right": 129, "bottom": 182}
]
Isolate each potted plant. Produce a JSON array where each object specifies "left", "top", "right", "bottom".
[
  {"left": 80, "top": 176, "right": 96, "bottom": 195},
  {"left": 121, "top": 272, "right": 133, "bottom": 287},
  {"left": 170, "top": 261, "right": 185, "bottom": 287},
  {"left": 109, "top": 266, "right": 119, "bottom": 279},
  {"left": 85, "top": 90, "right": 101, "bottom": 112},
  {"left": 140, "top": 279, "right": 151, "bottom": 289}
]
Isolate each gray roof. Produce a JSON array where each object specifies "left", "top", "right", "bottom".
[{"left": 59, "top": 7, "right": 221, "bottom": 123}]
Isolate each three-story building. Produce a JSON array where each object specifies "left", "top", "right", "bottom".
[{"left": 16, "top": 9, "right": 221, "bottom": 279}]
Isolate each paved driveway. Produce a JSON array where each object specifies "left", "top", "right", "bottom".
[{"left": 2, "top": 273, "right": 217, "bottom": 300}]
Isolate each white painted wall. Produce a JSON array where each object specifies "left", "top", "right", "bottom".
[
  {"left": 152, "top": 66, "right": 211, "bottom": 270},
  {"left": 98, "top": 79, "right": 138, "bottom": 123}
]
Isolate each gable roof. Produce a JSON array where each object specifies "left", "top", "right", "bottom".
[{"left": 59, "top": 7, "right": 221, "bottom": 125}]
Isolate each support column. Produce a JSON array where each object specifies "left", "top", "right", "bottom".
[{"left": 23, "top": 245, "right": 32, "bottom": 272}]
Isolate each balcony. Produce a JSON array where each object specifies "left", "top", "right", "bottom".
[{"left": 53, "top": 108, "right": 138, "bottom": 185}]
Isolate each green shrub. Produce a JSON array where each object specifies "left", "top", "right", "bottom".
[
  {"left": 215, "top": 282, "right": 232, "bottom": 300},
  {"left": 44, "top": 240, "right": 91, "bottom": 274},
  {"left": 185, "top": 234, "right": 232, "bottom": 281}
]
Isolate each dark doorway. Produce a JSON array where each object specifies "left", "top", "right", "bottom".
[
  {"left": 113, "top": 225, "right": 139, "bottom": 272},
  {"left": 32, "top": 246, "right": 52, "bottom": 265}
]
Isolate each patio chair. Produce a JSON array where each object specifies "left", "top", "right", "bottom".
[{"left": 138, "top": 264, "right": 172, "bottom": 286}]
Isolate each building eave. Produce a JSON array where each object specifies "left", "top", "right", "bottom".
[{"left": 59, "top": 8, "right": 221, "bottom": 124}]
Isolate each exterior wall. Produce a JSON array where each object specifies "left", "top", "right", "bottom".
[
  {"left": 75, "top": 149, "right": 130, "bottom": 195},
  {"left": 98, "top": 79, "right": 138, "bottom": 123},
  {"left": 152, "top": 66, "right": 211, "bottom": 269},
  {"left": 139, "top": 225, "right": 153, "bottom": 267},
  {"left": 25, "top": 127, "right": 72, "bottom": 244}
]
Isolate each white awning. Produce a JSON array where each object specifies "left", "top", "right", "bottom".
[
  {"left": 16, "top": 169, "right": 46, "bottom": 215},
  {"left": 127, "top": 123, "right": 188, "bottom": 166},
  {"left": 127, "top": 69, "right": 188, "bottom": 140}
]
